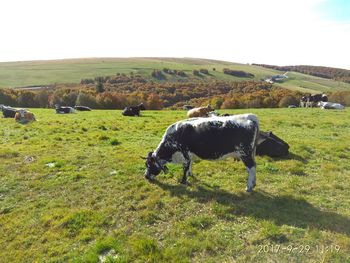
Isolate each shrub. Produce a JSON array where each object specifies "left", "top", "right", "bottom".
[
  {"left": 278, "top": 95, "right": 299, "bottom": 108},
  {"left": 193, "top": 70, "right": 200, "bottom": 76},
  {"left": 151, "top": 70, "right": 166, "bottom": 80},
  {"left": 199, "top": 69, "right": 209, "bottom": 74},
  {"left": 223, "top": 68, "right": 254, "bottom": 78}
]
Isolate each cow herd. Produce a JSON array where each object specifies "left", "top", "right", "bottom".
[
  {"left": 0, "top": 105, "right": 36, "bottom": 123},
  {"left": 1, "top": 94, "right": 345, "bottom": 192},
  {"left": 299, "top": 93, "right": 345, "bottom": 109}
]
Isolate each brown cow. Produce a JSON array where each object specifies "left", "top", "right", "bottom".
[
  {"left": 15, "top": 110, "right": 36, "bottom": 123},
  {"left": 187, "top": 105, "right": 213, "bottom": 118}
]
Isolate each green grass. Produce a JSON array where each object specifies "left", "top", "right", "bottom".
[
  {"left": 0, "top": 108, "right": 350, "bottom": 262},
  {"left": 1, "top": 57, "right": 350, "bottom": 93}
]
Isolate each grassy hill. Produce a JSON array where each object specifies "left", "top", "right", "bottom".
[
  {"left": 0, "top": 108, "right": 349, "bottom": 262},
  {"left": 1, "top": 57, "right": 350, "bottom": 93}
]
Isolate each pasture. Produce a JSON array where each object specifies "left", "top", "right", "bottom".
[{"left": 0, "top": 108, "right": 350, "bottom": 262}]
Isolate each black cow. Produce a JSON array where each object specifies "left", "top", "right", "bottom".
[
  {"left": 122, "top": 103, "right": 146, "bottom": 116},
  {"left": 300, "top": 93, "right": 327, "bottom": 108},
  {"left": 74, "top": 106, "right": 92, "bottom": 111},
  {"left": 55, "top": 105, "right": 76, "bottom": 114},
  {"left": 183, "top": 105, "right": 194, "bottom": 110},
  {"left": 143, "top": 114, "right": 260, "bottom": 192},
  {"left": 1, "top": 106, "right": 17, "bottom": 118}
]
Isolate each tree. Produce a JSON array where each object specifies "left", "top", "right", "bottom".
[
  {"left": 76, "top": 92, "right": 97, "bottom": 108},
  {"left": 96, "top": 81, "right": 105, "bottom": 93},
  {"left": 147, "top": 93, "right": 163, "bottom": 110},
  {"left": 17, "top": 92, "right": 36, "bottom": 107}
]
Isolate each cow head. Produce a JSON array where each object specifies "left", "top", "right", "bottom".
[
  {"left": 138, "top": 103, "right": 146, "bottom": 110},
  {"left": 143, "top": 152, "right": 168, "bottom": 180}
]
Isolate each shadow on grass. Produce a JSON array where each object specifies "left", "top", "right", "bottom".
[
  {"left": 265, "top": 152, "right": 309, "bottom": 164},
  {"left": 155, "top": 180, "right": 350, "bottom": 236}
]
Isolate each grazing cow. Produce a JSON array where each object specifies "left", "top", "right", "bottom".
[
  {"left": 187, "top": 105, "right": 213, "bottom": 118},
  {"left": 122, "top": 103, "right": 146, "bottom": 116},
  {"left": 74, "top": 105, "right": 92, "bottom": 111},
  {"left": 318, "top": 101, "right": 345, "bottom": 110},
  {"left": 55, "top": 105, "right": 76, "bottom": 114},
  {"left": 2, "top": 106, "right": 17, "bottom": 118},
  {"left": 143, "top": 114, "right": 260, "bottom": 192},
  {"left": 14, "top": 109, "right": 36, "bottom": 123},
  {"left": 183, "top": 105, "right": 194, "bottom": 110},
  {"left": 300, "top": 93, "right": 328, "bottom": 108}
]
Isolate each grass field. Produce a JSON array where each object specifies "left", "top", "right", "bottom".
[
  {"left": 1, "top": 57, "right": 350, "bottom": 94},
  {"left": 0, "top": 108, "right": 350, "bottom": 262}
]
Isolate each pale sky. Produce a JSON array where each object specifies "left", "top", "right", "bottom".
[{"left": 1, "top": 0, "right": 349, "bottom": 69}]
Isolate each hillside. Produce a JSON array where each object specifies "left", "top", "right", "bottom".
[
  {"left": 254, "top": 64, "right": 350, "bottom": 84},
  {"left": 1, "top": 57, "right": 350, "bottom": 93}
]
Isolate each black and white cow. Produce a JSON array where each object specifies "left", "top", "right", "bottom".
[
  {"left": 143, "top": 114, "right": 260, "bottom": 192},
  {"left": 55, "top": 104, "right": 76, "bottom": 114},
  {"left": 300, "top": 93, "right": 328, "bottom": 108},
  {"left": 74, "top": 105, "right": 92, "bottom": 111},
  {"left": 122, "top": 103, "right": 146, "bottom": 116},
  {"left": 1, "top": 106, "right": 18, "bottom": 118}
]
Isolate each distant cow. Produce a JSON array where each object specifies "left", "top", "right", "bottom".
[
  {"left": 183, "top": 105, "right": 194, "bottom": 110},
  {"left": 1, "top": 106, "right": 17, "bottom": 118},
  {"left": 122, "top": 103, "right": 146, "bottom": 116},
  {"left": 300, "top": 93, "right": 327, "bottom": 108},
  {"left": 15, "top": 109, "right": 36, "bottom": 123},
  {"left": 55, "top": 105, "right": 76, "bottom": 114},
  {"left": 74, "top": 106, "right": 92, "bottom": 111},
  {"left": 143, "top": 114, "right": 260, "bottom": 192},
  {"left": 187, "top": 105, "right": 213, "bottom": 118},
  {"left": 318, "top": 101, "right": 345, "bottom": 110}
]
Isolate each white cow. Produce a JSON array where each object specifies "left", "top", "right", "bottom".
[{"left": 318, "top": 101, "right": 345, "bottom": 110}]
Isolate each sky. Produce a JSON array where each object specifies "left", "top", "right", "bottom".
[{"left": 0, "top": 0, "right": 349, "bottom": 69}]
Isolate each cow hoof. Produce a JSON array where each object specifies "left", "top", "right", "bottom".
[
  {"left": 145, "top": 175, "right": 155, "bottom": 182},
  {"left": 245, "top": 186, "right": 254, "bottom": 193},
  {"left": 180, "top": 180, "right": 188, "bottom": 185}
]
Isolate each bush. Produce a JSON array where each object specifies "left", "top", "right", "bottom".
[
  {"left": 199, "top": 69, "right": 209, "bottom": 74},
  {"left": 223, "top": 68, "right": 254, "bottom": 78},
  {"left": 193, "top": 70, "right": 200, "bottom": 76},
  {"left": 278, "top": 96, "right": 299, "bottom": 108},
  {"left": 151, "top": 70, "right": 166, "bottom": 80}
]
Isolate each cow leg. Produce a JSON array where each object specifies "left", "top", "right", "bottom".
[
  {"left": 181, "top": 152, "right": 192, "bottom": 184},
  {"left": 241, "top": 154, "right": 256, "bottom": 192}
]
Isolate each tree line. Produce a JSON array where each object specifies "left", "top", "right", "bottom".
[{"left": 3, "top": 72, "right": 348, "bottom": 110}]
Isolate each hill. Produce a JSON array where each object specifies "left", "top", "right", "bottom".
[
  {"left": 1, "top": 108, "right": 349, "bottom": 262},
  {"left": 1, "top": 57, "right": 350, "bottom": 93},
  {"left": 254, "top": 64, "right": 350, "bottom": 84}
]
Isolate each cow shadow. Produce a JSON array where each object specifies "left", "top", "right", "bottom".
[
  {"left": 154, "top": 180, "right": 350, "bottom": 236},
  {"left": 263, "top": 152, "right": 308, "bottom": 164}
]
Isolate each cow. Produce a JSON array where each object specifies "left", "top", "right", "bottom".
[
  {"left": 122, "top": 103, "right": 146, "bottom": 116},
  {"left": 318, "top": 101, "right": 345, "bottom": 110},
  {"left": 300, "top": 93, "right": 327, "bottom": 108},
  {"left": 14, "top": 109, "right": 36, "bottom": 123},
  {"left": 143, "top": 113, "right": 260, "bottom": 192},
  {"left": 74, "top": 105, "right": 92, "bottom": 111},
  {"left": 55, "top": 105, "right": 76, "bottom": 114},
  {"left": 183, "top": 105, "right": 194, "bottom": 110},
  {"left": 187, "top": 105, "right": 213, "bottom": 118},
  {"left": 2, "top": 106, "right": 17, "bottom": 118}
]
